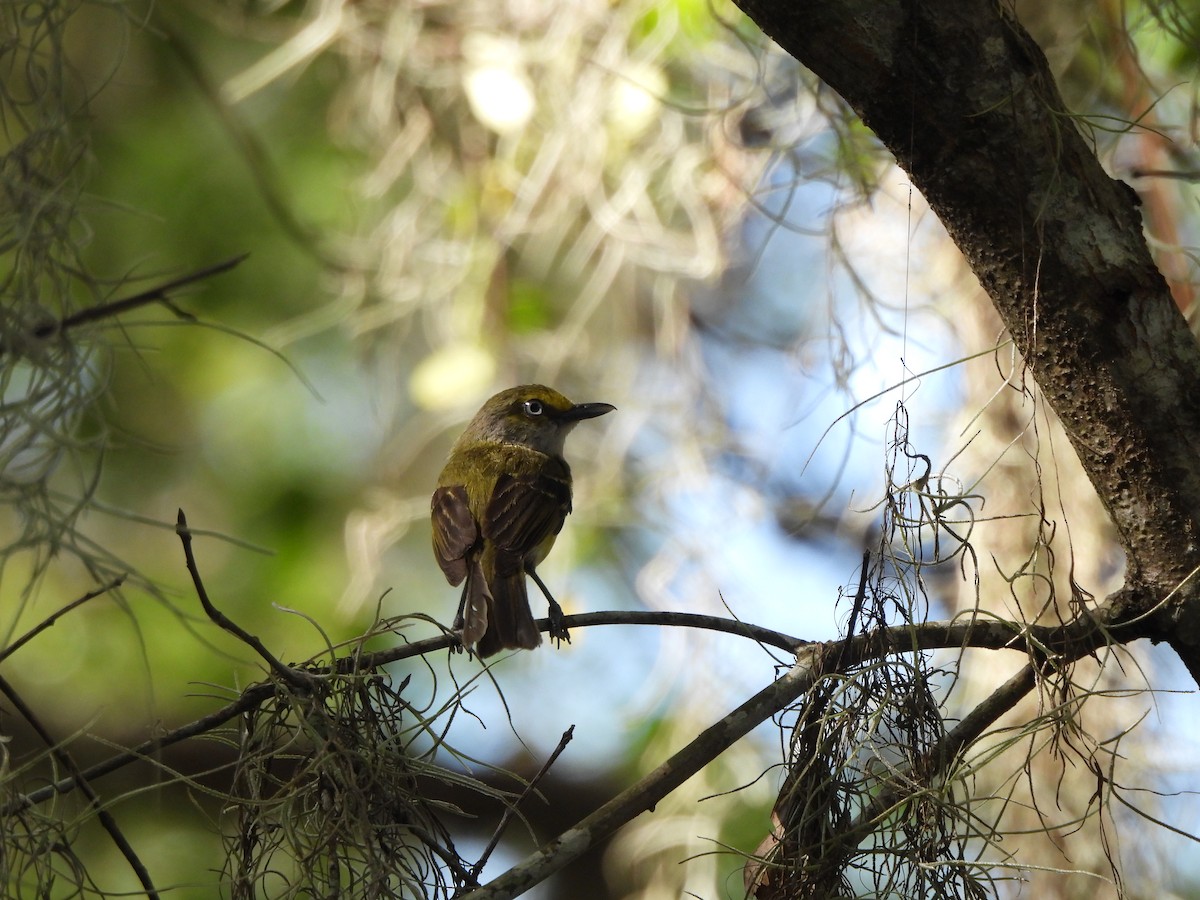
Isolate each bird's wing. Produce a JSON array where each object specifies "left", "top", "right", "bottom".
[
  {"left": 482, "top": 470, "right": 571, "bottom": 576},
  {"left": 431, "top": 484, "right": 477, "bottom": 585}
]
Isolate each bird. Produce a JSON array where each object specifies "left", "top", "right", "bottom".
[{"left": 431, "top": 384, "right": 615, "bottom": 657}]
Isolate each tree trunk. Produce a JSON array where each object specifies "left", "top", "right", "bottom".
[{"left": 732, "top": 0, "right": 1200, "bottom": 680}]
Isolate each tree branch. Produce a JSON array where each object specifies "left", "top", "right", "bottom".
[
  {"left": 470, "top": 725, "right": 577, "bottom": 884},
  {"left": 0, "top": 577, "right": 125, "bottom": 666},
  {"left": 0, "top": 674, "right": 160, "bottom": 899},
  {"left": 730, "top": 0, "right": 1200, "bottom": 673},
  {"left": 176, "top": 509, "right": 317, "bottom": 692},
  {"left": 3, "top": 599, "right": 1120, "bottom": 819},
  {"left": 0, "top": 255, "right": 248, "bottom": 357},
  {"left": 459, "top": 647, "right": 828, "bottom": 899},
  {"left": 458, "top": 610, "right": 1118, "bottom": 898}
]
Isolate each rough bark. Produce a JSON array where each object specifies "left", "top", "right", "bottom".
[{"left": 733, "top": 0, "right": 1200, "bottom": 679}]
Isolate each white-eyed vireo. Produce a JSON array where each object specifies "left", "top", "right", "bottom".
[{"left": 431, "top": 384, "right": 615, "bottom": 657}]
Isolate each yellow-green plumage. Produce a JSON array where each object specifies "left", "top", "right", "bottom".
[{"left": 431, "top": 385, "right": 614, "bottom": 657}]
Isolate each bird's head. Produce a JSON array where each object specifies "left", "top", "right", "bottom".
[{"left": 461, "top": 384, "right": 615, "bottom": 456}]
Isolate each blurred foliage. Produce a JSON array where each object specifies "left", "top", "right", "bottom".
[
  {"left": 5, "top": 0, "right": 1200, "bottom": 897},
  {"left": 0, "top": 0, "right": 780, "bottom": 896}
]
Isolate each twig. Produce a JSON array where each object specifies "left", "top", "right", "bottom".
[
  {"left": 47, "top": 255, "right": 246, "bottom": 334},
  {"left": 1129, "top": 167, "right": 1200, "bottom": 181},
  {"left": 6, "top": 607, "right": 1107, "bottom": 818},
  {"left": 468, "top": 725, "right": 576, "bottom": 887},
  {"left": 545, "top": 611, "right": 807, "bottom": 654},
  {"left": 2, "top": 255, "right": 249, "bottom": 355},
  {"left": 458, "top": 650, "right": 829, "bottom": 899},
  {"left": 0, "top": 674, "right": 160, "bottom": 900},
  {"left": 834, "top": 551, "right": 871, "bottom": 671},
  {"left": 175, "top": 509, "right": 316, "bottom": 692},
  {"left": 455, "top": 607, "right": 1117, "bottom": 899},
  {"left": 0, "top": 576, "right": 125, "bottom": 666},
  {"left": 834, "top": 661, "right": 1041, "bottom": 845},
  {"left": 4, "top": 683, "right": 275, "bottom": 817}
]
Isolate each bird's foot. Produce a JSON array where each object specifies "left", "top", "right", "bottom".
[
  {"left": 547, "top": 598, "right": 571, "bottom": 649},
  {"left": 450, "top": 586, "right": 471, "bottom": 653},
  {"left": 447, "top": 619, "right": 469, "bottom": 654},
  {"left": 529, "top": 568, "right": 571, "bottom": 649}
]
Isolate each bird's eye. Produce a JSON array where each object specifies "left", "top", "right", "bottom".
[{"left": 523, "top": 399, "right": 544, "bottom": 416}]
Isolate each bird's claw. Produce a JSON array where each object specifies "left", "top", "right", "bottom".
[{"left": 547, "top": 599, "right": 571, "bottom": 649}]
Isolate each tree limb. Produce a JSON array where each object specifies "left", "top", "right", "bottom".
[
  {"left": 3, "top": 600, "right": 1120, "bottom": 818},
  {"left": 176, "top": 508, "right": 318, "bottom": 692},
  {"left": 730, "top": 0, "right": 1200, "bottom": 679},
  {"left": 0, "top": 674, "right": 160, "bottom": 899},
  {"left": 458, "top": 609, "right": 1118, "bottom": 898}
]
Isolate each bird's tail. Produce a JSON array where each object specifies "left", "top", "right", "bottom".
[
  {"left": 467, "top": 562, "right": 540, "bottom": 658},
  {"left": 458, "top": 556, "right": 491, "bottom": 651}
]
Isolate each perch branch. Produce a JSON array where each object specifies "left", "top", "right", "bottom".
[
  {"left": 5, "top": 597, "right": 1119, "bottom": 818},
  {"left": 0, "top": 576, "right": 125, "bottom": 666},
  {"left": 457, "top": 606, "right": 1121, "bottom": 898},
  {"left": 175, "top": 509, "right": 317, "bottom": 692},
  {"left": 0, "top": 674, "right": 160, "bottom": 899}
]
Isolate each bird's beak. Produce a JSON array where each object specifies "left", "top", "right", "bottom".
[{"left": 562, "top": 402, "right": 616, "bottom": 422}]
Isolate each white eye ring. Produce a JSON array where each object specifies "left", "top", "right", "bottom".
[{"left": 523, "top": 399, "right": 544, "bottom": 416}]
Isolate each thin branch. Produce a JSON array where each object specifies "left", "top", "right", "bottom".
[
  {"left": 469, "top": 725, "right": 577, "bottom": 886},
  {"left": 0, "top": 576, "right": 125, "bottom": 666},
  {"left": 457, "top": 647, "right": 834, "bottom": 899},
  {"left": 0, "top": 674, "right": 160, "bottom": 900},
  {"left": 547, "top": 611, "right": 808, "bottom": 654},
  {"left": 2, "top": 255, "right": 249, "bottom": 355},
  {"left": 5, "top": 601, "right": 1118, "bottom": 818},
  {"left": 1129, "top": 167, "right": 1200, "bottom": 181},
  {"left": 175, "top": 509, "right": 317, "bottom": 692},
  {"left": 340, "top": 608, "right": 1071, "bottom": 674},
  {"left": 4, "top": 682, "right": 275, "bottom": 817},
  {"left": 834, "top": 550, "right": 871, "bottom": 671}
]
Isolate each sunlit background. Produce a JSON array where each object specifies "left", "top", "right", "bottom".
[{"left": 5, "top": 0, "right": 1200, "bottom": 897}]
